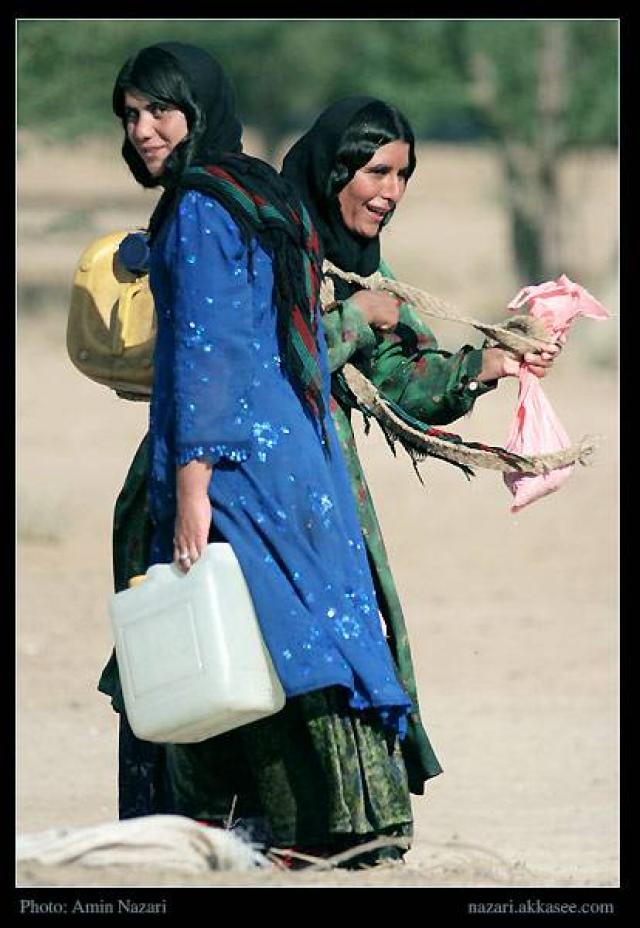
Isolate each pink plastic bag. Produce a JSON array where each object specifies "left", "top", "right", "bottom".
[
  {"left": 503, "top": 370, "right": 575, "bottom": 512},
  {"left": 503, "top": 274, "right": 609, "bottom": 513}
]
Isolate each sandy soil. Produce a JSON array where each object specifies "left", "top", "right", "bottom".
[{"left": 16, "top": 137, "right": 619, "bottom": 891}]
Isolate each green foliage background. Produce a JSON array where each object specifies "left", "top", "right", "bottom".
[
  {"left": 17, "top": 19, "right": 618, "bottom": 284},
  {"left": 17, "top": 19, "right": 618, "bottom": 150}
]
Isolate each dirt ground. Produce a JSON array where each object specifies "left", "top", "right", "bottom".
[{"left": 16, "top": 136, "right": 619, "bottom": 891}]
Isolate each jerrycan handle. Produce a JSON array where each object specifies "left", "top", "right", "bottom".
[{"left": 128, "top": 562, "right": 185, "bottom": 589}]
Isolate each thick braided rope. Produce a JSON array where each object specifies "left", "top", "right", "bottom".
[
  {"left": 320, "top": 262, "right": 597, "bottom": 475},
  {"left": 323, "top": 260, "right": 554, "bottom": 354},
  {"left": 342, "top": 364, "right": 596, "bottom": 475}
]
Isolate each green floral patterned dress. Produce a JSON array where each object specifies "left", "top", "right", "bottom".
[{"left": 98, "top": 260, "right": 494, "bottom": 857}]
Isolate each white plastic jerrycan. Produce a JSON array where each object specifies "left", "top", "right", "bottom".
[{"left": 108, "top": 543, "right": 286, "bottom": 743}]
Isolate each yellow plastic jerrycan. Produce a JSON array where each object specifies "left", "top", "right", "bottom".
[
  {"left": 66, "top": 230, "right": 156, "bottom": 397},
  {"left": 108, "top": 543, "right": 285, "bottom": 743}
]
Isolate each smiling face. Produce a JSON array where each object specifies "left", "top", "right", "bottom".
[
  {"left": 337, "top": 140, "right": 410, "bottom": 238},
  {"left": 123, "top": 89, "right": 189, "bottom": 177}
]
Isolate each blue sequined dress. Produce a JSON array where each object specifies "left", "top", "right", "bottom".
[{"left": 147, "top": 189, "right": 411, "bottom": 734}]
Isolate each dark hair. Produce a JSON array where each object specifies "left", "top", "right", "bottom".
[
  {"left": 112, "top": 46, "right": 205, "bottom": 188},
  {"left": 327, "top": 100, "right": 416, "bottom": 201}
]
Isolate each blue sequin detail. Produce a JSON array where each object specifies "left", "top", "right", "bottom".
[
  {"left": 336, "top": 615, "right": 361, "bottom": 640},
  {"left": 182, "top": 322, "right": 206, "bottom": 349},
  {"left": 252, "top": 421, "right": 279, "bottom": 450},
  {"left": 307, "top": 489, "right": 334, "bottom": 529},
  {"left": 176, "top": 443, "right": 250, "bottom": 466}
]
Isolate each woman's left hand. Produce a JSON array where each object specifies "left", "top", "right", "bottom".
[
  {"left": 480, "top": 337, "right": 564, "bottom": 382},
  {"left": 520, "top": 341, "right": 563, "bottom": 378}
]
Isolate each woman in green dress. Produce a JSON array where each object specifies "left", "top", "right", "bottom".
[{"left": 99, "top": 93, "right": 559, "bottom": 865}]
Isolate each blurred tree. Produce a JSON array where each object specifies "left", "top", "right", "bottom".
[{"left": 447, "top": 19, "right": 618, "bottom": 282}]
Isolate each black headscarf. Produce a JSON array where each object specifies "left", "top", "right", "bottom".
[
  {"left": 283, "top": 95, "right": 524, "bottom": 485},
  {"left": 113, "top": 43, "right": 327, "bottom": 435},
  {"left": 281, "top": 96, "right": 390, "bottom": 301},
  {"left": 114, "top": 43, "right": 295, "bottom": 242},
  {"left": 154, "top": 42, "right": 243, "bottom": 162}
]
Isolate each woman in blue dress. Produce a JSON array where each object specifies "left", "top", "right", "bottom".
[{"left": 106, "top": 42, "right": 413, "bottom": 863}]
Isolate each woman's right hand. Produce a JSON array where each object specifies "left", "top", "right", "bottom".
[
  {"left": 174, "top": 459, "right": 213, "bottom": 573},
  {"left": 349, "top": 289, "right": 401, "bottom": 333}
]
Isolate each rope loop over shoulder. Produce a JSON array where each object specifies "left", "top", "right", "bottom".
[{"left": 322, "top": 260, "right": 554, "bottom": 354}]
